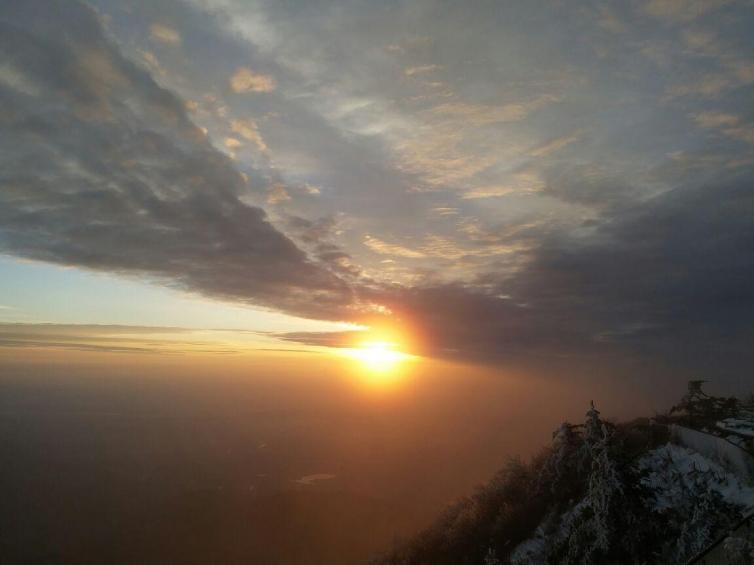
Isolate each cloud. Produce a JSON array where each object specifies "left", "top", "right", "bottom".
[
  {"left": 387, "top": 95, "right": 559, "bottom": 189},
  {"left": 3, "top": 0, "right": 754, "bottom": 379},
  {"left": 138, "top": 50, "right": 166, "bottom": 77},
  {"left": 512, "top": 177, "right": 754, "bottom": 357},
  {"left": 229, "top": 66, "right": 276, "bottom": 93},
  {"left": 286, "top": 176, "right": 754, "bottom": 371},
  {"left": 689, "top": 112, "right": 754, "bottom": 146},
  {"left": 150, "top": 23, "right": 181, "bottom": 45},
  {"left": 0, "top": 323, "right": 234, "bottom": 354},
  {"left": 463, "top": 171, "right": 544, "bottom": 200},
  {"left": 362, "top": 233, "right": 525, "bottom": 264},
  {"left": 662, "top": 45, "right": 754, "bottom": 101},
  {"left": 529, "top": 132, "right": 582, "bottom": 158},
  {"left": 282, "top": 215, "right": 361, "bottom": 279},
  {"left": 0, "top": 0, "right": 351, "bottom": 320},
  {"left": 642, "top": 0, "right": 733, "bottom": 22},
  {"left": 664, "top": 74, "right": 733, "bottom": 100},
  {"left": 461, "top": 186, "right": 519, "bottom": 199},
  {"left": 430, "top": 207, "right": 459, "bottom": 216},
  {"left": 230, "top": 119, "right": 268, "bottom": 152},
  {"left": 0, "top": 61, "right": 39, "bottom": 96},
  {"left": 429, "top": 95, "right": 557, "bottom": 127},
  {"left": 224, "top": 137, "right": 243, "bottom": 150},
  {"left": 267, "top": 183, "right": 291, "bottom": 205},
  {"left": 540, "top": 164, "right": 638, "bottom": 208},
  {"left": 404, "top": 64, "right": 442, "bottom": 77},
  {"left": 725, "top": 125, "right": 754, "bottom": 145},
  {"left": 692, "top": 111, "right": 739, "bottom": 129},
  {"left": 276, "top": 330, "right": 363, "bottom": 348},
  {"left": 363, "top": 235, "right": 426, "bottom": 258}
]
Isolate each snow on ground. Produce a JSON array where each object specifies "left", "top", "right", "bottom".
[
  {"left": 717, "top": 418, "right": 754, "bottom": 439},
  {"left": 510, "top": 443, "right": 754, "bottom": 564},
  {"left": 637, "top": 443, "right": 754, "bottom": 513}
]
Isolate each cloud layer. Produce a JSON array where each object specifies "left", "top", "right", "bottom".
[
  {"left": 0, "top": 0, "right": 350, "bottom": 319},
  {"left": 1, "top": 0, "right": 754, "bottom": 376}
]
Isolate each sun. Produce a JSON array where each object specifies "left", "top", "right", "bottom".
[{"left": 345, "top": 340, "right": 412, "bottom": 374}]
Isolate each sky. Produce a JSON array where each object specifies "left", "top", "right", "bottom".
[{"left": 1, "top": 0, "right": 753, "bottom": 380}]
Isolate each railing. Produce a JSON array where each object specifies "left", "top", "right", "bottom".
[{"left": 686, "top": 511, "right": 754, "bottom": 565}]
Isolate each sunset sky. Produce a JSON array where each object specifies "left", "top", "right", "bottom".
[
  {"left": 3, "top": 2, "right": 754, "bottom": 562},
  {"left": 1, "top": 0, "right": 754, "bottom": 378}
]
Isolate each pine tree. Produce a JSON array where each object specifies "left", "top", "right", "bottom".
[
  {"left": 565, "top": 402, "right": 623, "bottom": 563},
  {"left": 584, "top": 401, "right": 602, "bottom": 444},
  {"left": 669, "top": 380, "right": 739, "bottom": 426},
  {"left": 580, "top": 401, "right": 608, "bottom": 473},
  {"left": 536, "top": 421, "right": 582, "bottom": 501},
  {"left": 586, "top": 423, "right": 622, "bottom": 553}
]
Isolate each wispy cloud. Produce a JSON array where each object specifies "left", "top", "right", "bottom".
[
  {"left": 462, "top": 171, "right": 544, "bottom": 199},
  {"left": 0, "top": 323, "right": 308, "bottom": 355},
  {"left": 404, "top": 64, "right": 442, "bottom": 77},
  {"left": 364, "top": 235, "right": 426, "bottom": 258},
  {"left": 150, "top": 23, "right": 181, "bottom": 45},
  {"left": 529, "top": 132, "right": 583, "bottom": 158},
  {"left": 692, "top": 111, "right": 739, "bottom": 129}
]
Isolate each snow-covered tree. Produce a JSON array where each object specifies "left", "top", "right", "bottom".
[
  {"left": 672, "top": 486, "right": 721, "bottom": 563},
  {"left": 586, "top": 423, "right": 623, "bottom": 552},
  {"left": 583, "top": 401, "right": 602, "bottom": 444},
  {"left": 580, "top": 401, "right": 613, "bottom": 471},
  {"left": 641, "top": 444, "right": 745, "bottom": 564},
  {"left": 536, "top": 421, "right": 582, "bottom": 500},
  {"left": 563, "top": 403, "right": 623, "bottom": 563}
]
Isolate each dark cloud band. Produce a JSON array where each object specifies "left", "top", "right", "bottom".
[{"left": 0, "top": 0, "right": 351, "bottom": 320}]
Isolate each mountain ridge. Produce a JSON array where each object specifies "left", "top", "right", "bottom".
[{"left": 372, "top": 384, "right": 754, "bottom": 565}]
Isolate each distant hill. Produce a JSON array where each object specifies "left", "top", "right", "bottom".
[{"left": 372, "top": 385, "right": 754, "bottom": 565}]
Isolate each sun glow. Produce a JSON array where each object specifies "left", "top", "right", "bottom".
[{"left": 343, "top": 340, "right": 413, "bottom": 376}]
